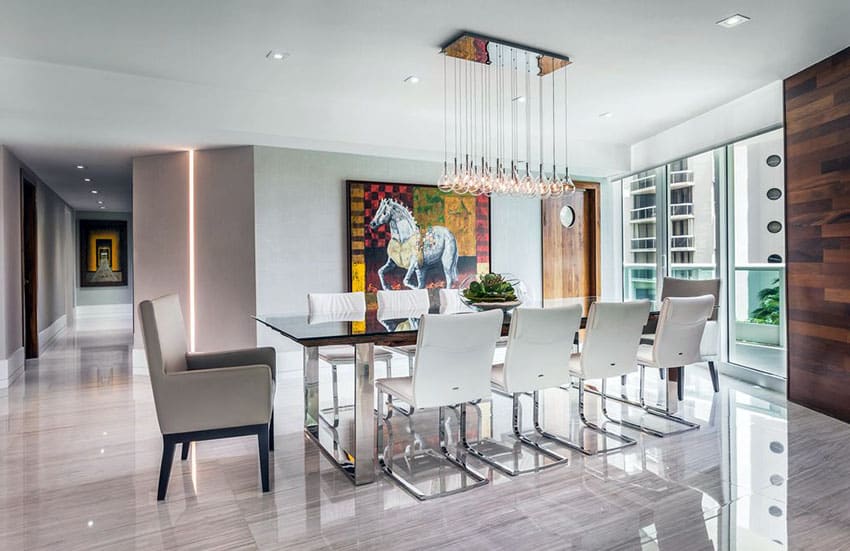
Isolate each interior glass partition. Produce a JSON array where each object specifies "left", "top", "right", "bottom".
[{"left": 727, "top": 129, "right": 786, "bottom": 377}]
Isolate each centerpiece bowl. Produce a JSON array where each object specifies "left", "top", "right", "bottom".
[{"left": 459, "top": 273, "right": 523, "bottom": 314}]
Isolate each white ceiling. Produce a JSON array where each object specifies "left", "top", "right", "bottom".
[{"left": 1, "top": 0, "right": 848, "bottom": 211}]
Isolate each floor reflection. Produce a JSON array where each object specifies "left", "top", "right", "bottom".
[{"left": 4, "top": 321, "right": 850, "bottom": 549}]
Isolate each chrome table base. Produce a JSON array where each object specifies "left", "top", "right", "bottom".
[{"left": 303, "top": 344, "right": 376, "bottom": 485}]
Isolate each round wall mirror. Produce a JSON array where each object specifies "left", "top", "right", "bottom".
[
  {"left": 559, "top": 205, "right": 576, "bottom": 228},
  {"left": 766, "top": 154, "right": 782, "bottom": 167},
  {"left": 766, "top": 188, "right": 782, "bottom": 200},
  {"left": 768, "top": 254, "right": 783, "bottom": 263},
  {"left": 767, "top": 221, "right": 783, "bottom": 233}
]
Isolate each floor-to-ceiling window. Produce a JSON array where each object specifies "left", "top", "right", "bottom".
[
  {"left": 726, "top": 129, "right": 786, "bottom": 377},
  {"left": 622, "top": 167, "right": 664, "bottom": 301},
  {"left": 617, "top": 128, "right": 786, "bottom": 379},
  {"left": 667, "top": 151, "right": 717, "bottom": 281}
]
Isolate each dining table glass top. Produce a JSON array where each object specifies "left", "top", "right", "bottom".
[{"left": 255, "top": 294, "right": 657, "bottom": 346}]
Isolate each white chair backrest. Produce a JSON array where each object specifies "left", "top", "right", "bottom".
[
  {"left": 579, "top": 301, "right": 650, "bottom": 380},
  {"left": 438, "top": 288, "right": 472, "bottom": 314},
  {"left": 501, "top": 306, "right": 582, "bottom": 393},
  {"left": 139, "top": 294, "right": 189, "bottom": 377},
  {"left": 412, "top": 310, "right": 503, "bottom": 408},
  {"left": 377, "top": 289, "right": 430, "bottom": 315},
  {"left": 308, "top": 292, "right": 365, "bottom": 314},
  {"left": 653, "top": 295, "right": 715, "bottom": 368}
]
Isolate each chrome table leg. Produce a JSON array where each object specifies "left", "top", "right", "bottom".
[{"left": 353, "top": 343, "right": 376, "bottom": 485}]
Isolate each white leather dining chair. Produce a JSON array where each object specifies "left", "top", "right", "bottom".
[
  {"left": 307, "top": 292, "right": 394, "bottom": 427},
  {"left": 467, "top": 306, "right": 582, "bottom": 475},
  {"left": 375, "top": 309, "right": 503, "bottom": 500},
  {"left": 567, "top": 301, "right": 650, "bottom": 453},
  {"left": 659, "top": 277, "right": 721, "bottom": 396},
  {"left": 377, "top": 289, "right": 430, "bottom": 372},
  {"left": 627, "top": 295, "right": 714, "bottom": 436}
]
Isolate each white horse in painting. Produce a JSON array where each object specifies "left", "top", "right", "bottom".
[{"left": 369, "top": 198, "right": 459, "bottom": 290}]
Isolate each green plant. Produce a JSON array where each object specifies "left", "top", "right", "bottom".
[
  {"left": 462, "top": 273, "right": 518, "bottom": 303},
  {"left": 749, "top": 278, "right": 780, "bottom": 325}
]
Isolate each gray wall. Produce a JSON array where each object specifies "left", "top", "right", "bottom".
[
  {"left": 0, "top": 146, "right": 73, "bottom": 360},
  {"left": 253, "top": 146, "right": 545, "bottom": 357},
  {"left": 0, "top": 146, "right": 22, "bottom": 359},
  {"left": 132, "top": 148, "right": 257, "bottom": 354},
  {"left": 36, "top": 180, "right": 74, "bottom": 332},
  {"left": 132, "top": 152, "right": 190, "bottom": 350},
  {"left": 194, "top": 147, "right": 256, "bottom": 351},
  {"left": 75, "top": 210, "right": 134, "bottom": 307}
]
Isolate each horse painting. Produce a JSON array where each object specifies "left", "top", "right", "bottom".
[{"left": 369, "top": 198, "right": 459, "bottom": 290}]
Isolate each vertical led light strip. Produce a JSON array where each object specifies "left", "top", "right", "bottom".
[{"left": 188, "top": 149, "right": 196, "bottom": 352}]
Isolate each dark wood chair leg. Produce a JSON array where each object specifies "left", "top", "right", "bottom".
[
  {"left": 258, "top": 426, "right": 270, "bottom": 492},
  {"left": 269, "top": 412, "right": 274, "bottom": 451},
  {"left": 157, "top": 436, "right": 177, "bottom": 501},
  {"left": 660, "top": 369, "right": 665, "bottom": 380},
  {"left": 677, "top": 367, "right": 684, "bottom": 401},
  {"left": 181, "top": 441, "right": 191, "bottom": 460},
  {"left": 708, "top": 361, "right": 720, "bottom": 393}
]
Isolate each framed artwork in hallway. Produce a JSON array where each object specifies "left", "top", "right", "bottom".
[
  {"left": 347, "top": 180, "right": 490, "bottom": 297},
  {"left": 79, "top": 219, "right": 128, "bottom": 287}
]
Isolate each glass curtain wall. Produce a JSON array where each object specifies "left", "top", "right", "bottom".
[
  {"left": 727, "top": 129, "right": 786, "bottom": 377},
  {"left": 667, "top": 151, "right": 717, "bottom": 280},
  {"left": 619, "top": 128, "right": 786, "bottom": 378},
  {"left": 622, "top": 167, "right": 665, "bottom": 301}
]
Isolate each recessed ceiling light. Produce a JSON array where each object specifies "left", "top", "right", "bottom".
[
  {"left": 599, "top": 112, "right": 614, "bottom": 118},
  {"left": 97, "top": 200, "right": 103, "bottom": 205},
  {"left": 512, "top": 96, "right": 526, "bottom": 103},
  {"left": 91, "top": 190, "right": 98, "bottom": 194},
  {"left": 99, "top": 206, "right": 105, "bottom": 209},
  {"left": 76, "top": 164, "right": 85, "bottom": 169},
  {"left": 716, "top": 14, "right": 750, "bottom": 28},
  {"left": 404, "top": 75, "right": 420, "bottom": 84},
  {"left": 84, "top": 177, "right": 91, "bottom": 182},
  {"left": 266, "top": 50, "right": 289, "bottom": 61}
]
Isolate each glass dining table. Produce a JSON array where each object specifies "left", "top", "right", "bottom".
[{"left": 255, "top": 295, "right": 659, "bottom": 486}]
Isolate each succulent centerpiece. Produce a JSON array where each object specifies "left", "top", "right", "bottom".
[{"left": 460, "top": 273, "right": 523, "bottom": 313}]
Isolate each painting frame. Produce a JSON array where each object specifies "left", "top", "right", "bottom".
[
  {"left": 346, "top": 180, "right": 491, "bottom": 296},
  {"left": 79, "top": 219, "right": 128, "bottom": 288}
]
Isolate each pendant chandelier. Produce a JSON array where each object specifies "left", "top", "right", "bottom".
[{"left": 437, "top": 32, "right": 575, "bottom": 199}]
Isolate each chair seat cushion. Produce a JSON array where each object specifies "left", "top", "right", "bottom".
[
  {"left": 319, "top": 345, "right": 393, "bottom": 363},
  {"left": 376, "top": 376, "right": 415, "bottom": 406},
  {"left": 636, "top": 344, "right": 657, "bottom": 367}
]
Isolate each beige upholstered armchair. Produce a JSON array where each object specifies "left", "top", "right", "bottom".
[{"left": 139, "top": 294, "right": 276, "bottom": 501}]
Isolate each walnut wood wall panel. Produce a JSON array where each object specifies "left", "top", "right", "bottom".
[
  {"left": 785, "top": 46, "right": 850, "bottom": 422},
  {"left": 542, "top": 181, "right": 600, "bottom": 309}
]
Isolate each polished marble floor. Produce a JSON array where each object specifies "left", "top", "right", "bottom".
[{"left": 2, "top": 321, "right": 850, "bottom": 550}]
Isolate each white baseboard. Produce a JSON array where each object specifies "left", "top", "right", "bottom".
[
  {"left": 75, "top": 304, "right": 133, "bottom": 318},
  {"left": 132, "top": 348, "right": 149, "bottom": 376},
  {"left": 38, "top": 314, "right": 67, "bottom": 354},
  {"left": 0, "top": 347, "right": 25, "bottom": 388}
]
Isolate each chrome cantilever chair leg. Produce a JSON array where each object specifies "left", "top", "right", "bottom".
[
  {"left": 377, "top": 390, "right": 487, "bottom": 500},
  {"left": 320, "top": 356, "right": 393, "bottom": 428},
  {"left": 592, "top": 367, "right": 699, "bottom": 437},
  {"left": 530, "top": 387, "right": 636, "bottom": 456},
  {"left": 459, "top": 394, "right": 566, "bottom": 476}
]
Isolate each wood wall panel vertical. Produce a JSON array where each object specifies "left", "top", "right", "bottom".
[
  {"left": 785, "top": 46, "right": 850, "bottom": 422},
  {"left": 541, "top": 181, "right": 600, "bottom": 308}
]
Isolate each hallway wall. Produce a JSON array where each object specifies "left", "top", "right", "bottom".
[{"left": 0, "top": 145, "right": 74, "bottom": 386}]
